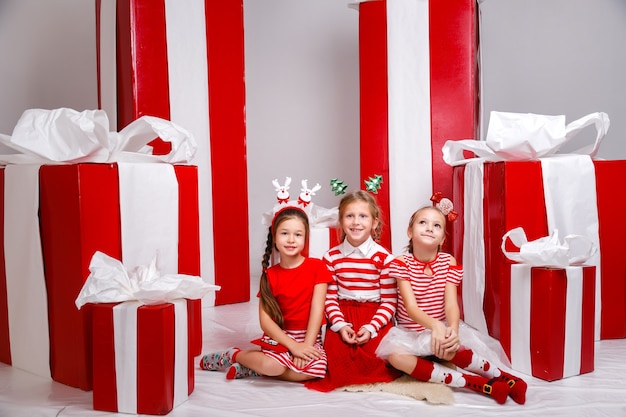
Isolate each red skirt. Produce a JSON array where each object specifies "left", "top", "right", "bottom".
[{"left": 305, "top": 300, "right": 401, "bottom": 392}]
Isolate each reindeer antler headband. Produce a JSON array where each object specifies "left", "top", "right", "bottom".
[{"left": 269, "top": 177, "right": 322, "bottom": 227}]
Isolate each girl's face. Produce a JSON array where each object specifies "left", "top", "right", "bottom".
[
  {"left": 274, "top": 218, "right": 307, "bottom": 259},
  {"left": 340, "top": 200, "right": 378, "bottom": 247},
  {"left": 408, "top": 208, "right": 446, "bottom": 251}
]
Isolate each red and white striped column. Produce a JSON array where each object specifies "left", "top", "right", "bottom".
[
  {"left": 358, "top": 0, "right": 478, "bottom": 254},
  {"left": 97, "top": 0, "right": 249, "bottom": 306}
]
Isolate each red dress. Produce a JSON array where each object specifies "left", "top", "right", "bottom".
[{"left": 258, "top": 257, "right": 334, "bottom": 378}]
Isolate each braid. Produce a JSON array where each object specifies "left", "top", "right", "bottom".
[{"left": 259, "top": 228, "right": 284, "bottom": 328}]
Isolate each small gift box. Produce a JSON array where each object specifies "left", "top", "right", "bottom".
[
  {"left": 92, "top": 300, "right": 192, "bottom": 415},
  {"left": 77, "top": 251, "right": 219, "bottom": 414},
  {"left": 509, "top": 264, "right": 595, "bottom": 381},
  {"left": 502, "top": 228, "right": 596, "bottom": 381}
]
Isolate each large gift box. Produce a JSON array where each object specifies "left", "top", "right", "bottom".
[
  {"left": 0, "top": 108, "right": 205, "bottom": 390},
  {"left": 452, "top": 158, "right": 626, "bottom": 349},
  {"left": 91, "top": 300, "right": 194, "bottom": 415},
  {"left": 446, "top": 111, "right": 625, "bottom": 345},
  {"left": 39, "top": 162, "right": 202, "bottom": 390},
  {"left": 509, "top": 265, "right": 595, "bottom": 381}
]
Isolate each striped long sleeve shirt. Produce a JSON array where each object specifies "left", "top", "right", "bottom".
[{"left": 323, "top": 237, "right": 397, "bottom": 338}]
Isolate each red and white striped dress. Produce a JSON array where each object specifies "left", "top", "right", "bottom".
[
  {"left": 394, "top": 252, "right": 463, "bottom": 332},
  {"left": 306, "top": 237, "right": 401, "bottom": 392}
]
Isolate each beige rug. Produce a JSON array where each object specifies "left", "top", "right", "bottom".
[{"left": 339, "top": 375, "right": 454, "bottom": 405}]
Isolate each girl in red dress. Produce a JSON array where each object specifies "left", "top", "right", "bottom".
[{"left": 200, "top": 206, "right": 333, "bottom": 381}]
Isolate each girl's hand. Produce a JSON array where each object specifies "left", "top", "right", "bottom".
[
  {"left": 430, "top": 321, "right": 448, "bottom": 357},
  {"left": 290, "top": 343, "right": 322, "bottom": 368},
  {"left": 440, "top": 328, "right": 460, "bottom": 360},
  {"left": 442, "top": 327, "right": 459, "bottom": 351},
  {"left": 339, "top": 325, "right": 357, "bottom": 344},
  {"left": 289, "top": 343, "right": 322, "bottom": 366},
  {"left": 355, "top": 327, "right": 372, "bottom": 345}
]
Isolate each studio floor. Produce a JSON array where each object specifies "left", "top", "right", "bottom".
[{"left": 1, "top": 297, "right": 626, "bottom": 417}]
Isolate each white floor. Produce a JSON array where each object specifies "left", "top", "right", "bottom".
[{"left": 1, "top": 298, "right": 626, "bottom": 417}]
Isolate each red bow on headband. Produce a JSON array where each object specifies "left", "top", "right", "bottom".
[{"left": 430, "top": 192, "right": 458, "bottom": 222}]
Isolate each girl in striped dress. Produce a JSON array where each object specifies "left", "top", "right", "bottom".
[
  {"left": 376, "top": 205, "right": 528, "bottom": 404},
  {"left": 199, "top": 206, "right": 333, "bottom": 381},
  {"left": 306, "top": 190, "right": 401, "bottom": 392}
]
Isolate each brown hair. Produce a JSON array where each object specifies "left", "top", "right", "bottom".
[
  {"left": 259, "top": 207, "right": 310, "bottom": 329},
  {"left": 405, "top": 206, "right": 447, "bottom": 254},
  {"left": 337, "top": 190, "right": 383, "bottom": 242}
]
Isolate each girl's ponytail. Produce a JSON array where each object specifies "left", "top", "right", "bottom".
[{"left": 259, "top": 228, "right": 284, "bottom": 328}]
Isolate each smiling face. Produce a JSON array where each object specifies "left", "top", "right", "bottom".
[
  {"left": 274, "top": 217, "right": 307, "bottom": 260},
  {"left": 340, "top": 200, "right": 379, "bottom": 247},
  {"left": 407, "top": 207, "right": 446, "bottom": 253}
]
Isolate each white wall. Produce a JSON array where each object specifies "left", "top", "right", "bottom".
[
  {"left": 2, "top": 0, "right": 625, "bottom": 288},
  {"left": 243, "top": 1, "right": 360, "bottom": 280},
  {"left": 479, "top": 0, "right": 626, "bottom": 158},
  {"left": 0, "top": 0, "right": 98, "bottom": 133}
]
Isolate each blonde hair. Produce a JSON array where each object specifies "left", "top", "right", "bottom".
[
  {"left": 405, "top": 206, "right": 446, "bottom": 254},
  {"left": 259, "top": 208, "right": 309, "bottom": 329},
  {"left": 337, "top": 190, "right": 383, "bottom": 242}
]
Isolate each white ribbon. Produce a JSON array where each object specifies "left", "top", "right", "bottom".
[
  {"left": 3, "top": 164, "right": 50, "bottom": 378},
  {"left": 75, "top": 251, "right": 219, "bottom": 309},
  {"left": 114, "top": 301, "right": 140, "bottom": 414},
  {"left": 461, "top": 161, "right": 488, "bottom": 334},
  {"left": 442, "top": 111, "right": 610, "bottom": 166},
  {"left": 118, "top": 163, "right": 179, "bottom": 275},
  {"left": 502, "top": 227, "right": 596, "bottom": 268},
  {"left": 0, "top": 108, "right": 197, "bottom": 165},
  {"left": 113, "top": 299, "right": 189, "bottom": 413}
]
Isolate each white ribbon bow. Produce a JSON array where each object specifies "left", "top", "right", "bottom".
[
  {"left": 0, "top": 108, "right": 197, "bottom": 164},
  {"left": 75, "top": 251, "right": 220, "bottom": 309},
  {"left": 501, "top": 227, "right": 596, "bottom": 268},
  {"left": 442, "top": 111, "right": 610, "bottom": 166}
]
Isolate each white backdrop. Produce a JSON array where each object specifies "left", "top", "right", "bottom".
[
  {"left": 1, "top": 0, "right": 625, "bottom": 289},
  {"left": 479, "top": 0, "right": 626, "bottom": 158}
]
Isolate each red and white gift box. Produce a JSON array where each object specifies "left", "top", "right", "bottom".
[
  {"left": 356, "top": 0, "right": 478, "bottom": 253},
  {"left": 452, "top": 158, "right": 626, "bottom": 349},
  {"left": 0, "top": 108, "right": 204, "bottom": 390},
  {"left": 38, "top": 162, "right": 202, "bottom": 390},
  {"left": 91, "top": 299, "right": 193, "bottom": 415},
  {"left": 509, "top": 265, "right": 595, "bottom": 381},
  {"left": 97, "top": 0, "right": 249, "bottom": 305},
  {"left": 308, "top": 227, "right": 341, "bottom": 260}
]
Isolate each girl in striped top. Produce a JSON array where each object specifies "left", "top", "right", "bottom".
[
  {"left": 305, "top": 191, "right": 401, "bottom": 392},
  {"left": 377, "top": 205, "right": 527, "bottom": 405},
  {"left": 200, "top": 206, "right": 333, "bottom": 381}
]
